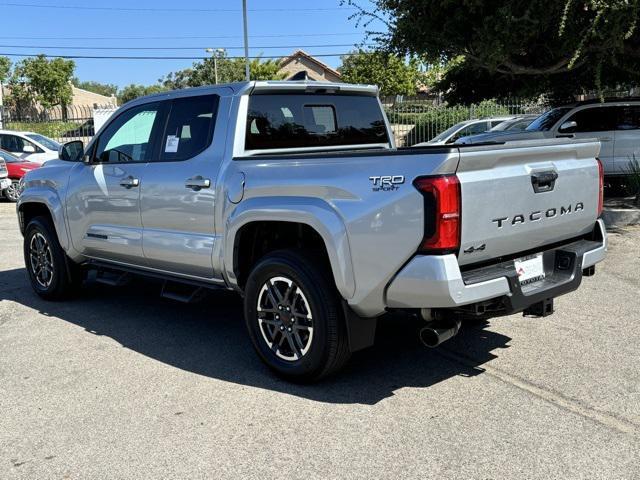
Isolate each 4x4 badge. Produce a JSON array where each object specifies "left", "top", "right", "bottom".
[{"left": 464, "top": 243, "right": 486, "bottom": 254}]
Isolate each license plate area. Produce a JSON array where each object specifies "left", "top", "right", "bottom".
[{"left": 514, "top": 253, "right": 545, "bottom": 285}]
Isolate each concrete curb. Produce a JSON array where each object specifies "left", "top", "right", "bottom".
[{"left": 602, "top": 207, "right": 640, "bottom": 228}]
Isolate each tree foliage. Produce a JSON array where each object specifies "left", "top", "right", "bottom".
[
  {"left": 338, "top": 50, "right": 423, "bottom": 96},
  {"left": 72, "top": 78, "right": 118, "bottom": 98},
  {"left": 161, "top": 55, "right": 286, "bottom": 89},
  {"left": 0, "top": 56, "right": 11, "bottom": 85},
  {"left": 8, "top": 55, "right": 75, "bottom": 109},
  {"left": 349, "top": 0, "right": 640, "bottom": 103},
  {"left": 118, "top": 84, "right": 167, "bottom": 104}
]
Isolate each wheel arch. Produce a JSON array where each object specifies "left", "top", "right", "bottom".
[
  {"left": 17, "top": 192, "right": 70, "bottom": 252},
  {"left": 224, "top": 197, "right": 356, "bottom": 300}
]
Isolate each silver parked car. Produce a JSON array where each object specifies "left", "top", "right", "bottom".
[
  {"left": 418, "top": 117, "right": 515, "bottom": 145},
  {"left": 457, "top": 99, "right": 640, "bottom": 177},
  {"left": 489, "top": 114, "right": 539, "bottom": 132}
]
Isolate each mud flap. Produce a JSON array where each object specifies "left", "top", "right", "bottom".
[{"left": 341, "top": 301, "right": 377, "bottom": 352}]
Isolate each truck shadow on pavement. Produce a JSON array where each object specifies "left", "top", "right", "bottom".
[{"left": 1, "top": 268, "right": 512, "bottom": 405}]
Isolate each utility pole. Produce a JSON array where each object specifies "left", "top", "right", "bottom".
[
  {"left": 242, "top": 0, "right": 250, "bottom": 81},
  {"left": 205, "top": 48, "right": 226, "bottom": 84}
]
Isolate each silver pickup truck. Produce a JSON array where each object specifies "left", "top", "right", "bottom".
[{"left": 17, "top": 81, "right": 607, "bottom": 381}]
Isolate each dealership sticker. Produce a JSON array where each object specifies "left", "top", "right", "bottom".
[{"left": 165, "top": 135, "right": 179, "bottom": 153}]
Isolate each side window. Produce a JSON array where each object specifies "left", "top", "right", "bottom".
[
  {"left": 94, "top": 102, "right": 163, "bottom": 163},
  {"left": 490, "top": 120, "right": 503, "bottom": 128},
  {"left": 565, "top": 107, "right": 616, "bottom": 133},
  {"left": 616, "top": 106, "right": 640, "bottom": 130},
  {"left": 160, "top": 94, "right": 219, "bottom": 161},
  {"left": 0, "top": 134, "right": 42, "bottom": 154},
  {"left": 457, "top": 122, "right": 488, "bottom": 139}
]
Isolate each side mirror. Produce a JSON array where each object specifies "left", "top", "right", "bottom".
[
  {"left": 559, "top": 120, "right": 577, "bottom": 133},
  {"left": 59, "top": 140, "right": 85, "bottom": 162},
  {"left": 23, "top": 144, "right": 36, "bottom": 153}
]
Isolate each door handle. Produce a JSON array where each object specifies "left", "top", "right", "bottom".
[
  {"left": 185, "top": 176, "right": 211, "bottom": 191},
  {"left": 531, "top": 170, "right": 558, "bottom": 193},
  {"left": 119, "top": 176, "right": 139, "bottom": 188},
  {"left": 600, "top": 137, "right": 612, "bottom": 142}
]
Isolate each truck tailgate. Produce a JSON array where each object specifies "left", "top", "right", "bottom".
[{"left": 455, "top": 139, "right": 601, "bottom": 267}]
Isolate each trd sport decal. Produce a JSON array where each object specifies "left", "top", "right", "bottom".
[{"left": 369, "top": 175, "right": 405, "bottom": 192}]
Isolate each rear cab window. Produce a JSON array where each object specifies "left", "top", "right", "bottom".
[{"left": 244, "top": 94, "right": 389, "bottom": 152}]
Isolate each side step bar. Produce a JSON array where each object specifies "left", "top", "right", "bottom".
[{"left": 160, "top": 281, "right": 208, "bottom": 304}]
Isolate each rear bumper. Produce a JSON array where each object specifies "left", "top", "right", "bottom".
[{"left": 385, "top": 219, "right": 607, "bottom": 313}]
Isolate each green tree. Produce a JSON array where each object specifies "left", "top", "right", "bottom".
[
  {"left": 72, "top": 78, "right": 117, "bottom": 98},
  {"left": 0, "top": 56, "right": 11, "bottom": 84},
  {"left": 349, "top": 0, "right": 640, "bottom": 103},
  {"left": 118, "top": 84, "right": 167, "bottom": 104},
  {"left": 338, "top": 50, "right": 422, "bottom": 96},
  {"left": 248, "top": 58, "right": 287, "bottom": 81},
  {"left": 8, "top": 55, "right": 75, "bottom": 110},
  {"left": 161, "top": 54, "right": 285, "bottom": 89}
]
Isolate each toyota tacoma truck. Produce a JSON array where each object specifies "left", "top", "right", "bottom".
[{"left": 16, "top": 81, "right": 607, "bottom": 381}]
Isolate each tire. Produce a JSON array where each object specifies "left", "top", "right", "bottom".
[
  {"left": 244, "top": 249, "right": 350, "bottom": 382},
  {"left": 4, "top": 180, "right": 22, "bottom": 202},
  {"left": 23, "top": 216, "right": 82, "bottom": 300}
]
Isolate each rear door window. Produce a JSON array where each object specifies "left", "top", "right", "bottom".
[
  {"left": 615, "top": 105, "right": 640, "bottom": 130},
  {"left": 159, "top": 94, "right": 219, "bottom": 161},
  {"left": 245, "top": 94, "right": 389, "bottom": 151},
  {"left": 565, "top": 106, "right": 617, "bottom": 132}
]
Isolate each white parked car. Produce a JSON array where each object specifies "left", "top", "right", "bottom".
[
  {"left": 417, "top": 117, "right": 514, "bottom": 145},
  {"left": 0, "top": 130, "right": 61, "bottom": 165}
]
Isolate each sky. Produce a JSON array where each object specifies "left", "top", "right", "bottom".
[{"left": 0, "top": 0, "right": 383, "bottom": 88}]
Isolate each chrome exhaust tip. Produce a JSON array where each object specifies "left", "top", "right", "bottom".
[{"left": 419, "top": 319, "right": 461, "bottom": 348}]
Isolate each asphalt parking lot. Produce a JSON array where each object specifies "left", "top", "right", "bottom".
[{"left": 1, "top": 201, "right": 639, "bottom": 479}]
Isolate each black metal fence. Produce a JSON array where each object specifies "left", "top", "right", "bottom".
[
  {"left": 381, "top": 96, "right": 549, "bottom": 146},
  {"left": 0, "top": 96, "right": 560, "bottom": 147},
  {"left": 0, "top": 104, "right": 115, "bottom": 144}
]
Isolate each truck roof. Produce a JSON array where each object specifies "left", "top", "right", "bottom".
[{"left": 123, "top": 81, "right": 380, "bottom": 109}]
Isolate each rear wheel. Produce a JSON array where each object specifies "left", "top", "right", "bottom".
[
  {"left": 4, "top": 180, "right": 21, "bottom": 202},
  {"left": 244, "top": 250, "right": 350, "bottom": 382},
  {"left": 24, "top": 216, "right": 82, "bottom": 300}
]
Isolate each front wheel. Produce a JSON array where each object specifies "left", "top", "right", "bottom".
[
  {"left": 24, "top": 216, "right": 82, "bottom": 300},
  {"left": 244, "top": 250, "right": 350, "bottom": 382}
]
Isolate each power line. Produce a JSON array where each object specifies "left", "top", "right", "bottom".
[
  {"left": 0, "top": 2, "right": 357, "bottom": 12},
  {"left": 0, "top": 52, "right": 355, "bottom": 60},
  {"left": 0, "top": 43, "right": 370, "bottom": 51},
  {"left": 0, "top": 33, "right": 367, "bottom": 41}
]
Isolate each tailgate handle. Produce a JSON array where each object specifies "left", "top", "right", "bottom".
[{"left": 531, "top": 171, "right": 558, "bottom": 193}]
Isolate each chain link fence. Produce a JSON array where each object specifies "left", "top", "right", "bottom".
[{"left": 382, "top": 96, "right": 550, "bottom": 146}]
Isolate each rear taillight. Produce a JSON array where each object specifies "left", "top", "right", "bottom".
[
  {"left": 414, "top": 175, "right": 461, "bottom": 253},
  {"left": 597, "top": 158, "right": 604, "bottom": 217}
]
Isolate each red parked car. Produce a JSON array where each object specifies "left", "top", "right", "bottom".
[{"left": 0, "top": 149, "right": 40, "bottom": 202}]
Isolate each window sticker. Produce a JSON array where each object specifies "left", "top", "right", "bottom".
[{"left": 165, "top": 135, "right": 179, "bottom": 153}]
